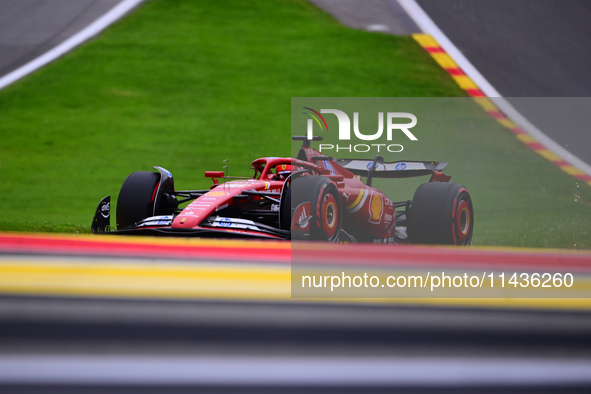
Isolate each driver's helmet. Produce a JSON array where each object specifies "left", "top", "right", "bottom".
[{"left": 276, "top": 164, "right": 292, "bottom": 177}]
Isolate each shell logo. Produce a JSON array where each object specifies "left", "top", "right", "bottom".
[{"left": 369, "top": 192, "right": 383, "bottom": 224}]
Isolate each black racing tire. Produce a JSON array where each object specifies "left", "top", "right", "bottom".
[
  {"left": 116, "top": 171, "right": 160, "bottom": 230},
  {"left": 290, "top": 176, "right": 342, "bottom": 242},
  {"left": 408, "top": 182, "right": 474, "bottom": 245}
]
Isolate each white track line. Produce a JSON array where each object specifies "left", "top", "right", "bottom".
[
  {"left": 397, "top": 0, "right": 591, "bottom": 176},
  {"left": 0, "top": 0, "right": 145, "bottom": 91},
  {"left": 1, "top": 356, "right": 591, "bottom": 385}
]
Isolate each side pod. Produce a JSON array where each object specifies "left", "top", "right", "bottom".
[{"left": 91, "top": 195, "right": 111, "bottom": 234}]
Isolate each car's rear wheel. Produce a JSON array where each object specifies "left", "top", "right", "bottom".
[
  {"left": 289, "top": 176, "right": 342, "bottom": 241},
  {"left": 408, "top": 182, "right": 474, "bottom": 245},
  {"left": 116, "top": 171, "right": 160, "bottom": 230}
]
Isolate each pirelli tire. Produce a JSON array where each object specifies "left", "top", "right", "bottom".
[
  {"left": 290, "top": 175, "right": 342, "bottom": 242},
  {"left": 408, "top": 182, "right": 474, "bottom": 246},
  {"left": 116, "top": 171, "right": 161, "bottom": 230}
]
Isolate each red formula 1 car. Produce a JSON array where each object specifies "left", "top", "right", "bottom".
[{"left": 92, "top": 137, "right": 474, "bottom": 245}]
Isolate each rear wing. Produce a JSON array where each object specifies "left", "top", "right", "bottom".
[{"left": 335, "top": 158, "right": 448, "bottom": 179}]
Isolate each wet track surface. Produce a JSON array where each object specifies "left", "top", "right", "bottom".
[
  {"left": 416, "top": 0, "right": 591, "bottom": 97},
  {"left": 2, "top": 295, "right": 591, "bottom": 359},
  {"left": 1, "top": 293, "right": 591, "bottom": 393}
]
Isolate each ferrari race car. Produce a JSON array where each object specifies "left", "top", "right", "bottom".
[{"left": 92, "top": 136, "right": 474, "bottom": 245}]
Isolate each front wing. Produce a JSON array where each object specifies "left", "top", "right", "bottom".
[{"left": 91, "top": 196, "right": 289, "bottom": 240}]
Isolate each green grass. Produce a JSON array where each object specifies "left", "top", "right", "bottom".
[
  {"left": 0, "top": 0, "right": 589, "bottom": 248},
  {"left": 0, "top": 221, "right": 88, "bottom": 234}
]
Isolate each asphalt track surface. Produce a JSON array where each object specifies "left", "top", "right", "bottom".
[
  {"left": 0, "top": 0, "right": 122, "bottom": 78},
  {"left": 415, "top": 0, "right": 591, "bottom": 165},
  {"left": 309, "top": 0, "right": 420, "bottom": 35}
]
